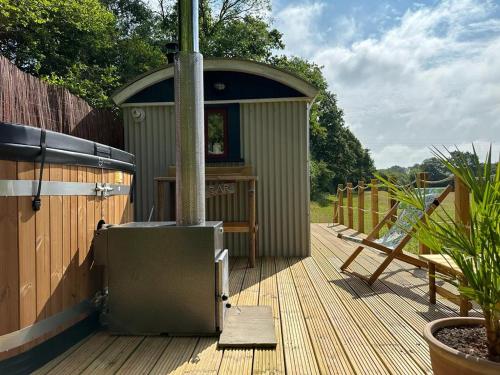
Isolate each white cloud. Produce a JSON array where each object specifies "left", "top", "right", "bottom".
[
  {"left": 276, "top": 0, "right": 500, "bottom": 168},
  {"left": 332, "top": 16, "right": 359, "bottom": 45},
  {"left": 274, "top": 2, "right": 326, "bottom": 56}
]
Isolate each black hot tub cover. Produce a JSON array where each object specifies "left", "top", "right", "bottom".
[{"left": 0, "top": 122, "right": 135, "bottom": 173}]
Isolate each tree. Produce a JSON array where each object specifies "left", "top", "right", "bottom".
[
  {"left": 418, "top": 157, "right": 449, "bottom": 182},
  {"left": 103, "top": 0, "right": 161, "bottom": 37},
  {"left": 377, "top": 165, "right": 413, "bottom": 185},
  {"left": 0, "top": 0, "right": 165, "bottom": 107},
  {"left": 43, "top": 64, "right": 121, "bottom": 109},
  {"left": 200, "top": 16, "right": 283, "bottom": 60},
  {"left": 377, "top": 150, "right": 484, "bottom": 188},
  {"left": 450, "top": 150, "right": 480, "bottom": 171},
  {"left": 0, "top": 0, "right": 117, "bottom": 76},
  {"left": 157, "top": 0, "right": 283, "bottom": 60},
  {"left": 102, "top": 0, "right": 166, "bottom": 82}
]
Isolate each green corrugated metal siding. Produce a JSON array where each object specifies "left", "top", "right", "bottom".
[
  {"left": 123, "top": 100, "right": 310, "bottom": 256},
  {"left": 240, "top": 102, "right": 310, "bottom": 256},
  {"left": 125, "top": 106, "right": 175, "bottom": 221}
]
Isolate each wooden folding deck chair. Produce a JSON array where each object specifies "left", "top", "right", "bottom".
[{"left": 339, "top": 186, "right": 452, "bottom": 285}]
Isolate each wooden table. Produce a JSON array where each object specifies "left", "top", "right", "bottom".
[
  {"left": 155, "top": 172, "right": 258, "bottom": 267},
  {"left": 419, "top": 254, "right": 471, "bottom": 316}
]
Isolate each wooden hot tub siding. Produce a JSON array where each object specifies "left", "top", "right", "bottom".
[{"left": 0, "top": 160, "right": 133, "bottom": 358}]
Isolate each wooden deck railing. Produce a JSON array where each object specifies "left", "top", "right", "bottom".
[{"left": 332, "top": 174, "right": 469, "bottom": 255}]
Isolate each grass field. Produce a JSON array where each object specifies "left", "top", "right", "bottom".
[{"left": 310, "top": 190, "right": 456, "bottom": 254}]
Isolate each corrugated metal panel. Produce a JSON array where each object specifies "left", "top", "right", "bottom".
[
  {"left": 125, "top": 106, "right": 175, "bottom": 220},
  {"left": 123, "top": 101, "right": 310, "bottom": 256},
  {"left": 241, "top": 102, "right": 310, "bottom": 256}
]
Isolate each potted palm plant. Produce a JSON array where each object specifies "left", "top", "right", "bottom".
[{"left": 379, "top": 147, "right": 499, "bottom": 374}]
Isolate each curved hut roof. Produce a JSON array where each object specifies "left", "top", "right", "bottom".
[{"left": 112, "top": 58, "right": 319, "bottom": 105}]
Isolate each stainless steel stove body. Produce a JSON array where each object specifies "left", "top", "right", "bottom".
[{"left": 94, "top": 221, "right": 229, "bottom": 335}]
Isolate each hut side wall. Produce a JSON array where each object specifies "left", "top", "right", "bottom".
[
  {"left": 241, "top": 102, "right": 310, "bottom": 256},
  {"left": 123, "top": 100, "right": 310, "bottom": 257}
]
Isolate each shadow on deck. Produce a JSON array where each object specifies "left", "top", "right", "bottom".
[{"left": 34, "top": 223, "right": 477, "bottom": 374}]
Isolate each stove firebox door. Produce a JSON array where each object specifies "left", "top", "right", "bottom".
[{"left": 215, "top": 249, "right": 229, "bottom": 331}]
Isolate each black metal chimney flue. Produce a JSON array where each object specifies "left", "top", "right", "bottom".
[{"left": 174, "top": 0, "right": 205, "bottom": 225}]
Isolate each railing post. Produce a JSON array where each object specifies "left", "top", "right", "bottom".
[
  {"left": 333, "top": 200, "right": 338, "bottom": 223},
  {"left": 371, "top": 179, "right": 379, "bottom": 236},
  {"left": 156, "top": 179, "right": 165, "bottom": 221},
  {"left": 248, "top": 178, "right": 256, "bottom": 268},
  {"left": 416, "top": 172, "right": 427, "bottom": 188},
  {"left": 338, "top": 184, "right": 344, "bottom": 225},
  {"left": 347, "top": 182, "right": 353, "bottom": 228},
  {"left": 417, "top": 172, "right": 429, "bottom": 254},
  {"left": 387, "top": 176, "right": 397, "bottom": 225},
  {"left": 358, "top": 180, "right": 365, "bottom": 233},
  {"left": 454, "top": 175, "right": 470, "bottom": 235},
  {"left": 455, "top": 175, "right": 471, "bottom": 316}
]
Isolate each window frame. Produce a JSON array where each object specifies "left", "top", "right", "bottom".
[{"left": 205, "top": 107, "right": 229, "bottom": 160}]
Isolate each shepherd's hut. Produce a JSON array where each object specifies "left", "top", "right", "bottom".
[{"left": 112, "top": 58, "right": 318, "bottom": 257}]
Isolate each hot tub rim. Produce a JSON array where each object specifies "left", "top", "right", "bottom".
[{"left": 0, "top": 122, "right": 135, "bottom": 173}]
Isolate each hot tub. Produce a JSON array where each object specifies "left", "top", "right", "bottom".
[{"left": 0, "top": 122, "right": 135, "bottom": 369}]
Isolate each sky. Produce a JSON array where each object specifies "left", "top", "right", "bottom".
[{"left": 272, "top": 0, "right": 500, "bottom": 168}]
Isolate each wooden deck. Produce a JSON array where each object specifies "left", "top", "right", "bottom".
[{"left": 34, "top": 223, "right": 478, "bottom": 375}]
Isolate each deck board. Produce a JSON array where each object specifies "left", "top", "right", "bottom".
[
  {"left": 218, "top": 258, "right": 261, "bottom": 374},
  {"left": 275, "top": 258, "right": 320, "bottom": 375},
  {"left": 149, "top": 338, "right": 198, "bottom": 374},
  {"left": 287, "top": 257, "right": 354, "bottom": 374},
  {"left": 40, "top": 331, "right": 117, "bottom": 374},
  {"left": 31, "top": 332, "right": 97, "bottom": 375},
  {"left": 300, "top": 256, "right": 390, "bottom": 374},
  {"left": 116, "top": 337, "right": 171, "bottom": 374},
  {"left": 252, "top": 257, "right": 285, "bottom": 374},
  {"left": 80, "top": 336, "right": 143, "bottom": 374},
  {"left": 183, "top": 337, "right": 223, "bottom": 374},
  {"left": 311, "top": 240, "right": 427, "bottom": 373},
  {"left": 35, "top": 224, "right": 474, "bottom": 374}
]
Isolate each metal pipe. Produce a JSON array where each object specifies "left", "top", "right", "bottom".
[
  {"left": 175, "top": 0, "right": 205, "bottom": 225},
  {"left": 178, "top": 0, "right": 199, "bottom": 53}
]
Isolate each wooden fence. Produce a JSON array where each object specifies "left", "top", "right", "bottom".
[
  {"left": 0, "top": 56, "right": 123, "bottom": 148},
  {"left": 332, "top": 174, "right": 469, "bottom": 255}
]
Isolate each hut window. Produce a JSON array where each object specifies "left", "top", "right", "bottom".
[
  {"left": 205, "top": 104, "right": 242, "bottom": 163},
  {"left": 206, "top": 108, "right": 228, "bottom": 159}
]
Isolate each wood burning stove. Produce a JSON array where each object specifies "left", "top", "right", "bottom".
[{"left": 93, "top": 221, "right": 229, "bottom": 335}]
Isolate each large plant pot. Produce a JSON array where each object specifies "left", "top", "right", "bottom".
[{"left": 424, "top": 317, "right": 500, "bottom": 375}]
